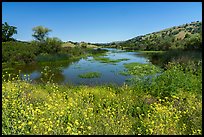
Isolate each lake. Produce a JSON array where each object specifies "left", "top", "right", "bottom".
[{"left": 4, "top": 48, "right": 150, "bottom": 86}]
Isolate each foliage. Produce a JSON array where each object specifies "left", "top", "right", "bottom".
[
  {"left": 184, "top": 33, "right": 202, "bottom": 50},
  {"left": 32, "top": 26, "right": 52, "bottom": 42},
  {"left": 122, "top": 62, "right": 162, "bottom": 77},
  {"left": 2, "top": 41, "right": 108, "bottom": 65},
  {"left": 145, "top": 62, "right": 202, "bottom": 98},
  {"left": 2, "top": 22, "right": 17, "bottom": 42},
  {"left": 145, "top": 49, "right": 202, "bottom": 69},
  {"left": 2, "top": 41, "right": 38, "bottom": 64},
  {"left": 32, "top": 37, "right": 63, "bottom": 54}
]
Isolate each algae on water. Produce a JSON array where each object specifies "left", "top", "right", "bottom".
[{"left": 78, "top": 72, "right": 102, "bottom": 78}]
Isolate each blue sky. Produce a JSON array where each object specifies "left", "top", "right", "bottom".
[{"left": 2, "top": 2, "right": 202, "bottom": 43}]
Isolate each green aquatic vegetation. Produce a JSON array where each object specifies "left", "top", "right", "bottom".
[
  {"left": 78, "top": 72, "right": 102, "bottom": 78},
  {"left": 122, "top": 62, "right": 162, "bottom": 77},
  {"left": 118, "top": 70, "right": 130, "bottom": 76},
  {"left": 93, "top": 56, "right": 129, "bottom": 64},
  {"left": 91, "top": 52, "right": 108, "bottom": 57}
]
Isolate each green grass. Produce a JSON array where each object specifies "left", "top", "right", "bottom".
[{"left": 78, "top": 72, "right": 102, "bottom": 78}]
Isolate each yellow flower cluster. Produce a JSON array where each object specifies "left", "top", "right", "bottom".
[{"left": 2, "top": 74, "right": 202, "bottom": 135}]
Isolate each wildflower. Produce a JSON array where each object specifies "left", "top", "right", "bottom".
[
  {"left": 67, "top": 126, "right": 71, "bottom": 132},
  {"left": 149, "top": 128, "right": 153, "bottom": 134},
  {"left": 28, "top": 121, "right": 32, "bottom": 125},
  {"left": 75, "top": 120, "right": 79, "bottom": 126},
  {"left": 48, "top": 128, "right": 52, "bottom": 132},
  {"left": 87, "top": 126, "right": 92, "bottom": 130}
]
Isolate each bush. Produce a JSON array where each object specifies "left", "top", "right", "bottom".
[
  {"left": 2, "top": 41, "right": 38, "bottom": 64},
  {"left": 32, "top": 37, "right": 63, "bottom": 54},
  {"left": 184, "top": 34, "right": 202, "bottom": 50}
]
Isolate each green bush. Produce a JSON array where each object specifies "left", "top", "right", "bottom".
[
  {"left": 32, "top": 37, "right": 63, "bottom": 54},
  {"left": 184, "top": 34, "right": 202, "bottom": 50},
  {"left": 2, "top": 41, "right": 38, "bottom": 64}
]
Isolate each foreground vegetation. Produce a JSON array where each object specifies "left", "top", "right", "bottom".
[{"left": 2, "top": 51, "right": 202, "bottom": 135}]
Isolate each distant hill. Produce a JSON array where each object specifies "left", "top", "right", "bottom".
[{"left": 103, "top": 21, "right": 202, "bottom": 51}]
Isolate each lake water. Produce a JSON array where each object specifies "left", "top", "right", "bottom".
[{"left": 5, "top": 48, "right": 150, "bottom": 86}]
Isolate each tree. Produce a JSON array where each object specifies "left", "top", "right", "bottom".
[
  {"left": 2, "top": 22, "right": 17, "bottom": 42},
  {"left": 32, "top": 26, "right": 52, "bottom": 42},
  {"left": 184, "top": 34, "right": 202, "bottom": 50},
  {"left": 45, "top": 37, "right": 62, "bottom": 53},
  {"left": 184, "top": 33, "right": 190, "bottom": 39}
]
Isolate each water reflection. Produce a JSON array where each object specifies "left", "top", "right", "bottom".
[{"left": 5, "top": 48, "right": 150, "bottom": 85}]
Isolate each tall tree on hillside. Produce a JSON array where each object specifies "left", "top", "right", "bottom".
[
  {"left": 2, "top": 22, "right": 17, "bottom": 42},
  {"left": 32, "top": 26, "right": 52, "bottom": 42}
]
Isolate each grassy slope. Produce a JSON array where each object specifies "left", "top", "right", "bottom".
[
  {"left": 104, "top": 21, "right": 202, "bottom": 49},
  {"left": 129, "top": 21, "right": 201, "bottom": 41}
]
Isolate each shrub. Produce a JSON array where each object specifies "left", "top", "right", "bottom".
[
  {"left": 184, "top": 34, "right": 202, "bottom": 50},
  {"left": 2, "top": 41, "right": 38, "bottom": 64}
]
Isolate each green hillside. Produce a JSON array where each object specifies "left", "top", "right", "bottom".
[{"left": 105, "top": 21, "right": 202, "bottom": 51}]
